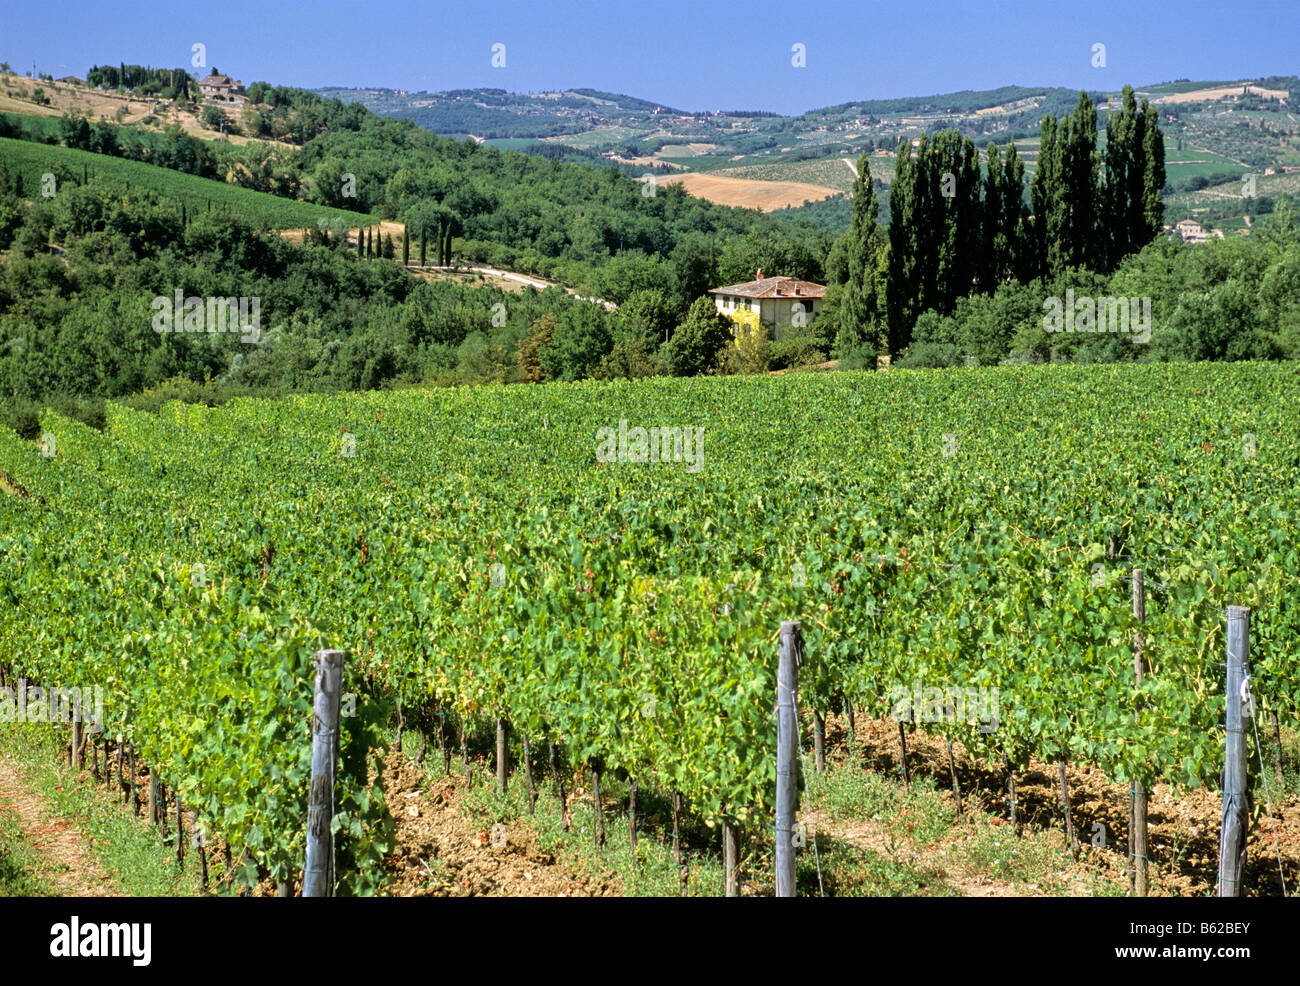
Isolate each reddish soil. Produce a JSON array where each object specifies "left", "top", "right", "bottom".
[
  {"left": 830, "top": 712, "right": 1300, "bottom": 896},
  {"left": 379, "top": 751, "right": 619, "bottom": 897}
]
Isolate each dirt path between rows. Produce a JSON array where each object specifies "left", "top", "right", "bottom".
[{"left": 0, "top": 756, "right": 121, "bottom": 896}]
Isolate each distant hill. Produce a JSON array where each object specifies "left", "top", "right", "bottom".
[
  {"left": 320, "top": 77, "right": 1300, "bottom": 234},
  {"left": 314, "top": 86, "right": 685, "bottom": 139}
]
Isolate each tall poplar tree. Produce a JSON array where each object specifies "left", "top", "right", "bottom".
[
  {"left": 1002, "top": 143, "right": 1029, "bottom": 282},
  {"left": 887, "top": 140, "right": 919, "bottom": 352},
  {"left": 1140, "top": 97, "right": 1166, "bottom": 244},
  {"left": 981, "top": 142, "right": 1005, "bottom": 291},
  {"left": 837, "top": 151, "right": 884, "bottom": 360}
]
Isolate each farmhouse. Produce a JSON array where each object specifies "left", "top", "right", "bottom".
[
  {"left": 710, "top": 270, "right": 825, "bottom": 340},
  {"left": 1174, "top": 218, "right": 1208, "bottom": 243},
  {"left": 199, "top": 73, "right": 248, "bottom": 104}
]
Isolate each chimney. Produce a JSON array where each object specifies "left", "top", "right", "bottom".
[{"left": 756, "top": 268, "right": 763, "bottom": 282}]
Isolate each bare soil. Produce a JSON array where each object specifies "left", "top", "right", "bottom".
[
  {"left": 0, "top": 755, "right": 121, "bottom": 896},
  {"left": 826, "top": 712, "right": 1300, "bottom": 896}
]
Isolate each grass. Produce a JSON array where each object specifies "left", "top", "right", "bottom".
[
  {"left": 456, "top": 763, "right": 728, "bottom": 896},
  {"left": 0, "top": 802, "right": 59, "bottom": 895},
  {"left": 0, "top": 725, "right": 203, "bottom": 897},
  {"left": 0, "top": 136, "right": 377, "bottom": 229},
  {"left": 802, "top": 757, "right": 1129, "bottom": 897}
]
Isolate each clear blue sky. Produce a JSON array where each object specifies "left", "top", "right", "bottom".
[{"left": 6, "top": 0, "right": 1297, "bottom": 114}]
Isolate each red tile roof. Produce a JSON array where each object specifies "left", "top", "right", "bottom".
[{"left": 709, "top": 276, "right": 826, "bottom": 299}]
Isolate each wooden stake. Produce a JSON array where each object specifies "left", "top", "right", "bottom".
[
  {"left": 672, "top": 789, "right": 686, "bottom": 895},
  {"left": 548, "top": 742, "right": 570, "bottom": 831},
  {"left": 496, "top": 717, "right": 508, "bottom": 795},
  {"left": 628, "top": 777, "right": 638, "bottom": 860},
  {"left": 1058, "top": 759, "right": 1079, "bottom": 860},
  {"left": 722, "top": 819, "right": 739, "bottom": 897},
  {"left": 438, "top": 708, "right": 449, "bottom": 776},
  {"left": 776, "top": 620, "right": 801, "bottom": 896},
  {"left": 945, "top": 738, "right": 963, "bottom": 812},
  {"left": 175, "top": 796, "right": 184, "bottom": 864},
  {"left": 811, "top": 708, "right": 825, "bottom": 774},
  {"left": 1219, "top": 607, "right": 1250, "bottom": 897},
  {"left": 591, "top": 760, "right": 605, "bottom": 847},
  {"left": 459, "top": 720, "right": 469, "bottom": 780},
  {"left": 303, "top": 649, "right": 345, "bottom": 898},
  {"left": 1271, "top": 709, "right": 1285, "bottom": 785},
  {"left": 898, "top": 721, "right": 912, "bottom": 791},
  {"left": 1004, "top": 755, "right": 1018, "bottom": 832},
  {"left": 521, "top": 736, "right": 537, "bottom": 813},
  {"left": 1132, "top": 568, "right": 1149, "bottom": 896}
]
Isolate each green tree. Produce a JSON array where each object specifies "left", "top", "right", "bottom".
[
  {"left": 539, "top": 304, "right": 613, "bottom": 381},
  {"left": 836, "top": 151, "right": 885, "bottom": 360},
  {"left": 1140, "top": 98, "right": 1166, "bottom": 245},
  {"left": 660, "top": 296, "right": 731, "bottom": 376}
]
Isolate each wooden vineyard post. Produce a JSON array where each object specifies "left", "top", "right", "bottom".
[
  {"left": 775, "top": 620, "right": 801, "bottom": 897},
  {"left": 590, "top": 759, "right": 605, "bottom": 847},
  {"left": 1271, "top": 710, "right": 1285, "bottom": 784},
  {"left": 1218, "top": 607, "right": 1250, "bottom": 897},
  {"left": 175, "top": 796, "right": 184, "bottom": 864},
  {"left": 899, "top": 722, "right": 912, "bottom": 791},
  {"left": 628, "top": 777, "right": 638, "bottom": 859},
  {"left": 1057, "top": 760, "right": 1078, "bottom": 860},
  {"left": 303, "top": 648, "right": 345, "bottom": 898},
  {"left": 496, "top": 717, "right": 509, "bottom": 795},
  {"left": 71, "top": 706, "right": 82, "bottom": 771},
  {"left": 548, "top": 742, "right": 571, "bottom": 831},
  {"left": 672, "top": 790, "right": 686, "bottom": 895},
  {"left": 811, "top": 708, "right": 825, "bottom": 774},
  {"left": 722, "top": 818, "right": 739, "bottom": 897},
  {"left": 1132, "top": 569, "right": 1149, "bottom": 897},
  {"left": 521, "top": 736, "right": 537, "bottom": 813}
]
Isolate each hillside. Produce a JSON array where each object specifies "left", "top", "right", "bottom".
[{"left": 323, "top": 77, "right": 1300, "bottom": 233}]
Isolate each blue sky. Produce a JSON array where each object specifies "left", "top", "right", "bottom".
[{"left": 6, "top": 0, "right": 1297, "bottom": 114}]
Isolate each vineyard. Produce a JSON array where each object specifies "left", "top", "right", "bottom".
[
  {"left": 1, "top": 361, "right": 1298, "bottom": 895},
  {"left": 0, "top": 136, "right": 376, "bottom": 229}
]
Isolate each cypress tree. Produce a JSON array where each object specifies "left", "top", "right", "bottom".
[
  {"left": 402, "top": 224, "right": 409, "bottom": 265},
  {"left": 837, "top": 151, "right": 884, "bottom": 360},
  {"left": 887, "top": 139, "right": 919, "bottom": 350},
  {"left": 1002, "top": 143, "right": 1028, "bottom": 282},
  {"left": 954, "top": 133, "right": 982, "bottom": 303},
  {"left": 981, "top": 142, "right": 1005, "bottom": 291},
  {"left": 1062, "top": 92, "right": 1099, "bottom": 269},
  {"left": 1030, "top": 114, "right": 1064, "bottom": 278},
  {"left": 1140, "top": 98, "right": 1166, "bottom": 245},
  {"left": 419, "top": 226, "right": 426, "bottom": 266}
]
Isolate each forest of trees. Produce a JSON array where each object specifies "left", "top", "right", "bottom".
[
  {"left": 85, "top": 63, "right": 193, "bottom": 99},
  {"left": 0, "top": 73, "right": 1297, "bottom": 431},
  {"left": 828, "top": 87, "right": 1172, "bottom": 364}
]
